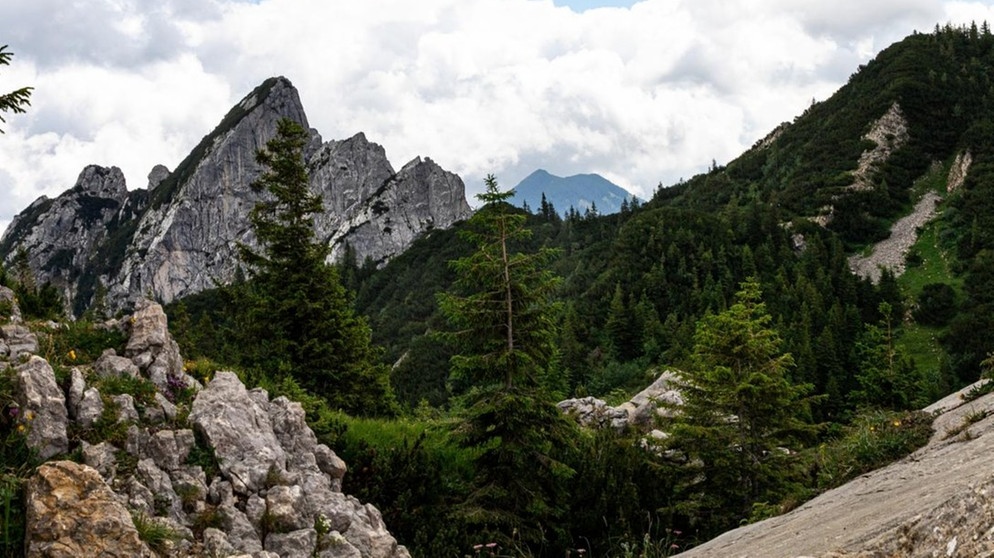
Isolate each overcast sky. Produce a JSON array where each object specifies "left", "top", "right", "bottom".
[{"left": 2, "top": 0, "right": 994, "bottom": 235}]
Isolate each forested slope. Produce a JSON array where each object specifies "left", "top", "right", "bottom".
[{"left": 156, "top": 25, "right": 994, "bottom": 556}]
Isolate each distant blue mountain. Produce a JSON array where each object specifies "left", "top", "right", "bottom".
[{"left": 510, "top": 169, "right": 636, "bottom": 216}]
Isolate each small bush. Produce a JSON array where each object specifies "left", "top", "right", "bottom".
[
  {"left": 0, "top": 474, "right": 25, "bottom": 557},
  {"left": 186, "top": 429, "right": 220, "bottom": 479},
  {"left": 41, "top": 321, "right": 127, "bottom": 367},
  {"left": 805, "top": 409, "right": 933, "bottom": 490}
]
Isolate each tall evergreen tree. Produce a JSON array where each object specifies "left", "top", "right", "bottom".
[
  {"left": 439, "top": 175, "right": 576, "bottom": 550},
  {"left": 666, "top": 279, "right": 817, "bottom": 533},
  {"left": 238, "top": 118, "right": 395, "bottom": 416},
  {"left": 438, "top": 175, "right": 562, "bottom": 391}
]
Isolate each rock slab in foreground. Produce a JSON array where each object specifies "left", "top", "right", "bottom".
[
  {"left": 25, "top": 461, "right": 154, "bottom": 558},
  {"left": 674, "top": 381, "right": 994, "bottom": 558}
]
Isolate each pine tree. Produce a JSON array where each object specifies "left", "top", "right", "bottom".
[
  {"left": 0, "top": 45, "right": 31, "bottom": 133},
  {"left": 666, "top": 279, "right": 817, "bottom": 531},
  {"left": 438, "top": 175, "right": 575, "bottom": 549},
  {"left": 238, "top": 118, "right": 395, "bottom": 416},
  {"left": 438, "top": 174, "right": 561, "bottom": 390}
]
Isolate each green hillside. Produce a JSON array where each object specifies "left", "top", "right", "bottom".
[{"left": 154, "top": 24, "right": 994, "bottom": 556}]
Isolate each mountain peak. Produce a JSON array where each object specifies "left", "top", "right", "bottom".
[{"left": 511, "top": 169, "right": 635, "bottom": 215}]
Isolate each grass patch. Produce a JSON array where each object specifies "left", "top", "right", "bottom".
[
  {"left": 896, "top": 324, "right": 949, "bottom": 402},
  {"left": 800, "top": 409, "right": 933, "bottom": 491},
  {"left": 131, "top": 511, "right": 182, "bottom": 554},
  {"left": 39, "top": 320, "right": 128, "bottom": 368},
  {"left": 899, "top": 214, "right": 961, "bottom": 298}
]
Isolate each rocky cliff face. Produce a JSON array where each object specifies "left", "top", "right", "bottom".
[
  {"left": 0, "top": 76, "right": 472, "bottom": 315},
  {"left": 2, "top": 295, "right": 409, "bottom": 557}
]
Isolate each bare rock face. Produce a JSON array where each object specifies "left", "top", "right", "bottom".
[
  {"left": 559, "top": 370, "right": 682, "bottom": 432},
  {"left": 673, "top": 381, "right": 994, "bottom": 558},
  {"left": 189, "top": 371, "right": 289, "bottom": 494},
  {"left": 124, "top": 299, "right": 192, "bottom": 390},
  {"left": 190, "top": 371, "right": 410, "bottom": 557},
  {"left": 25, "top": 461, "right": 155, "bottom": 557},
  {"left": 0, "top": 76, "right": 473, "bottom": 316},
  {"left": 14, "top": 356, "right": 68, "bottom": 459},
  {"left": 0, "top": 166, "right": 130, "bottom": 312}
]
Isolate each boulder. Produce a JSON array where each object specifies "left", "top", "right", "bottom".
[
  {"left": 81, "top": 441, "right": 118, "bottom": 480},
  {"left": 0, "top": 285, "right": 21, "bottom": 323},
  {"left": 2, "top": 323, "right": 38, "bottom": 358},
  {"left": 559, "top": 370, "right": 683, "bottom": 432},
  {"left": 189, "top": 371, "right": 288, "bottom": 494},
  {"left": 124, "top": 300, "right": 187, "bottom": 391},
  {"left": 94, "top": 348, "right": 140, "bottom": 378},
  {"left": 265, "top": 528, "right": 318, "bottom": 556},
  {"left": 24, "top": 461, "right": 154, "bottom": 557},
  {"left": 14, "top": 356, "right": 68, "bottom": 459}
]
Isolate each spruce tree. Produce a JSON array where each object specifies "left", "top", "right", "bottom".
[
  {"left": 238, "top": 118, "right": 395, "bottom": 416},
  {"left": 439, "top": 175, "right": 576, "bottom": 549},
  {"left": 0, "top": 45, "right": 31, "bottom": 133},
  {"left": 666, "top": 279, "right": 817, "bottom": 532}
]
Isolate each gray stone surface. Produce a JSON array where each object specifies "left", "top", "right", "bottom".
[
  {"left": 94, "top": 349, "right": 140, "bottom": 378},
  {"left": 559, "top": 369, "right": 682, "bottom": 432},
  {"left": 0, "top": 77, "right": 472, "bottom": 314},
  {"left": 14, "top": 356, "right": 68, "bottom": 459},
  {"left": 674, "top": 381, "right": 994, "bottom": 558},
  {"left": 190, "top": 371, "right": 288, "bottom": 494}
]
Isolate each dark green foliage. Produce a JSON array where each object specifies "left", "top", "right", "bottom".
[
  {"left": 455, "top": 388, "right": 577, "bottom": 550},
  {"left": 564, "top": 430, "right": 683, "bottom": 554},
  {"left": 800, "top": 409, "right": 933, "bottom": 491},
  {"left": 851, "top": 303, "right": 922, "bottom": 410},
  {"left": 339, "top": 428, "right": 474, "bottom": 556},
  {"left": 664, "top": 280, "right": 818, "bottom": 533},
  {"left": 0, "top": 44, "right": 31, "bottom": 134},
  {"left": 40, "top": 320, "right": 127, "bottom": 368},
  {"left": 438, "top": 176, "right": 562, "bottom": 392},
  {"left": 237, "top": 118, "right": 396, "bottom": 416},
  {"left": 186, "top": 428, "right": 221, "bottom": 480}
]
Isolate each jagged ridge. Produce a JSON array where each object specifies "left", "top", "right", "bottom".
[{"left": 0, "top": 77, "right": 472, "bottom": 315}]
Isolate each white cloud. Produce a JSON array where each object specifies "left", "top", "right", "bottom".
[{"left": 1, "top": 0, "right": 992, "bottom": 235}]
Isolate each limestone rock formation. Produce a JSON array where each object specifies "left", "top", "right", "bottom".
[
  {"left": 13, "top": 356, "right": 68, "bottom": 459},
  {"left": 0, "top": 76, "right": 472, "bottom": 316},
  {"left": 673, "top": 380, "right": 994, "bottom": 557},
  {"left": 0, "top": 166, "right": 130, "bottom": 314},
  {"left": 3, "top": 301, "right": 411, "bottom": 558},
  {"left": 558, "top": 370, "right": 682, "bottom": 432}
]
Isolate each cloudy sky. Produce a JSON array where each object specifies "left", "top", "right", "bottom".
[{"left": 2, "top": 0, "right": 994, "bottom": 235}]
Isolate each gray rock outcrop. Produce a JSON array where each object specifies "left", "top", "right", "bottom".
[
  {"left": 13, "top": 355, "right": 68, "bottom": 459},
  {"left": 4, "top": 301, "right": 410, "bottom": 558},
  {"left": 0, "top": 76, "right": 472, "bottom": 316},
  {"left": 0, "top": 166, "right": 129, "bottom": 314},
  {"left": 673, "top": 380, "right": 994, "bottom": 558},
  {"left": 558, "top": 370, "right": 682, "bottom": 432}
]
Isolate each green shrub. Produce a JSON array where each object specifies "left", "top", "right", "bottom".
[
  {"left": 41, "top": 321, "right": 127, "bottom": 367},
  {"left": 0, "top": 474, "right": 25, "bottom": 557},
  {"left": 186, "top": 429, "right": 220, "bottom": 479},
  {"left": 805, "top": 409, "right": 933, "bottom": 490}
]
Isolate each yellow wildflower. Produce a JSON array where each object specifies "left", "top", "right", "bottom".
[
  {"left": 893, "top": 420, "right": 901, "bottom": 427},
  {"left": 68, "top": 349, "right": 77, "bottom": 361}
]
